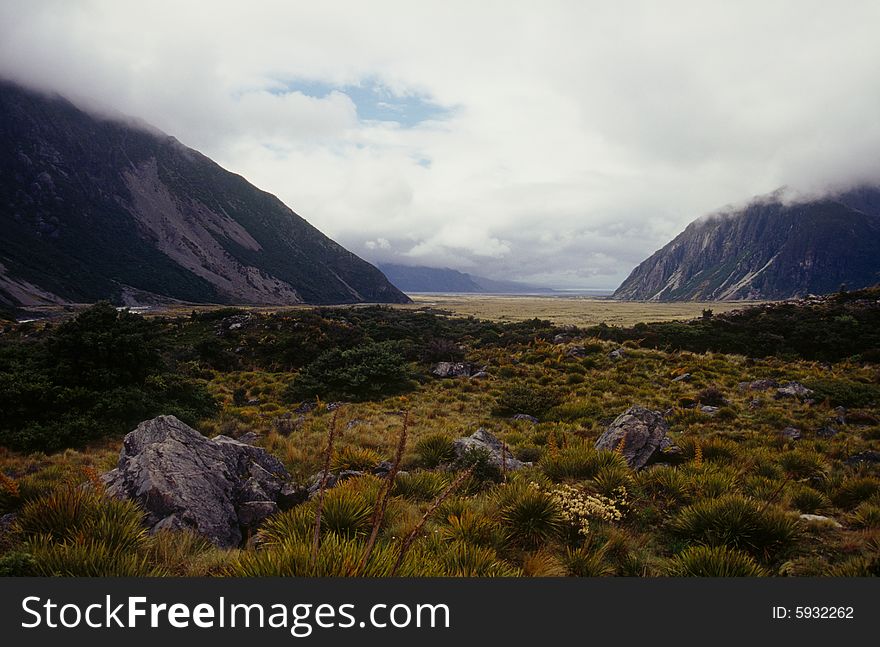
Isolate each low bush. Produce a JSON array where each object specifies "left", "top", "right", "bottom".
[
  {"left": 492, "top": 382, "right": 562, "bottom": 418},
  {"left": 670, "top": 495, "right": 800, "bottom": 560},
  {"left": 665, "top": 545, "right": 769, "bottom": 577},
  {"left": 284, "top": 341, "right": 413, "bottom": 402}
]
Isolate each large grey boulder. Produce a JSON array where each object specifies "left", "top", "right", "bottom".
[
  {"left": 102, "top": 415, "right": 290, "bottom": 547},
  {"left": 453, "top": 428, "right": 527, "bottom": 471},
  {"left": 595, "top": 406, "right": 669, "bottom": 470}
]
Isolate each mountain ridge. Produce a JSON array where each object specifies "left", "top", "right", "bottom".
[
  {"left": 0, "top": 80, "right": 410, "bottom": 307},
  {"left": 614, "top": 188, "right": 880, "bottom": 301},
  {"left": 377, "top": 262, "right": 555, "bottom": 294}
]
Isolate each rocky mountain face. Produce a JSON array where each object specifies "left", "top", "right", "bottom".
[
  {"left": 0, "top": 80, "right": 409, "bottom": 308},
  {"left": 378, "top": 262, "right": 553, "bottom": 294},
  {"left": 614, "top": 187, "right": 880, "bottom": 301}
]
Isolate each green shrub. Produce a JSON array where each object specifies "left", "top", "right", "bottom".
[
  {"left": 437, "top": 510, "right": 501, "bottom": 548},
  {"left": 26, "top": 537, "right": 154, "bottom": 576},
  {"left": 670, "top": 494, "right": 800, "bottom": 560},
  {"left": 284, "top": 341, "right": 413, "bottom": 402},
  {"left": 805, "top": 379, "right": 880, "bottom": 408},
  {"left": 232, "top": 533, "right": 439, "bottom": 577},
  {"left": 833, "top": 477, "right": 880, "bottom": 510},
  {"left": 788, "top": 485, "right": 832, "bottom": 514},
  {"left": 17, "top": 487, "right": 148, "bottom": 554},
  {"left": 665, "top": 545, "right": 769, "bottom": 577},
  {"left": 319, "top": 487, "right": 373, "bottom": 539},
  {"left": 636, "top": 466, "right": 692, "bottom": 508},
  {"left": 414, "top": 433, "right": 456, "bottom": 468},
  {"left": 331, "top": 446, "right": 381, "bottom": 472},
  {"left": 438, "top": 540, "right": 520, "bottom": 577},
  {"left": 563, "top": 546, "right": 615, "bottom": 577},
  {"left": 541, "top": 444, "right": 624, "bottom": 481},
  {"left": 848, "top": 503, "right": 880, "bottom": 529},
  {"left": 393, "top": 471, "right": 451, "bottom": 501},
  {"left": 0, "top": 551, "right": 37, "bottom": 576},
  {"left": 492, "top": 382, "right": 562, "bottom": 418},
  {"left": 497, "top": 483, "right": 564, "bottom": 548}
]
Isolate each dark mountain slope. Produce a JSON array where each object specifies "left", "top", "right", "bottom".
[
  {"left": 378, "top": 263, "right": 554, "bottom": 293},
  {"left": 0, "top": 80, "right": 409, "bottom": 307},
  {"left": 614, "top": 188, "right": 880, "bottom": 301}
]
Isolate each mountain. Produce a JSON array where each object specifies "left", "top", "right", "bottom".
[
  {"left": 0, "top": 80, "right": 409, "bottom": 308},
  {"left": 614, "top": 187, "right": 880, "bottom": 301},
  {"left": 377, "top": 263, "right": 554, "bottom": 294}
]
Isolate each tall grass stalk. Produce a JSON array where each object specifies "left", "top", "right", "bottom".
[{"left": 310, "top": 409, "right": 339, "bottom": 568}]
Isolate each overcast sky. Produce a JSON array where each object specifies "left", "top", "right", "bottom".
[{"left": 2, "top": 1, "right": 880, "bottom": 288}]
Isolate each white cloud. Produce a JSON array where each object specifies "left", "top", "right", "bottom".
[{"left": 2, "top": 0, "right": 880, "bottom": 288}]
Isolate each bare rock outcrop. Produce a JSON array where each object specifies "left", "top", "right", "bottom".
[
  {"left": 102, "top": 415, "right": 290, "bottom": 547},
  {"left": 595, "top": 406, "right": 670, "bottom": 470}
]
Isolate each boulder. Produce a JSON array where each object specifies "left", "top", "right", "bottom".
[
  {"left": 102, "top": 415, "right": 290, "bottom": 547},
  {"left": 595, "top": 406, "right": 669, "bottom": 470},
  {"left": 775, "top": 382, "right": 814, "bottom": 400},
  {"left": 431, "top": 362, "right": 480, "bottom": 378},
  {"left": 453, "top": 428, "right": 527, "bottom": 471}
]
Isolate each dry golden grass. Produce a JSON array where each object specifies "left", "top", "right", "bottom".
[{"left": 402, "top": 295, "right": 759, "bottom": 327}]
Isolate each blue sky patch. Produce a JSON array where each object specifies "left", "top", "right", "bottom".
[{"left": 271, "top": 78, "right": 451, "bottom": 127}]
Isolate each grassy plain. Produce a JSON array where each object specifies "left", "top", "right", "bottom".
[{"left": 403, "top": 294, "right": 757, "bottom": 327}]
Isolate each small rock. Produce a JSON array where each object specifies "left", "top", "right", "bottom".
[
  {"left": 594, "top": 406, "right": 669, "bottom": 470},
  {"left": 552, "top": 334, "right": 570, "bottom": 344},
  {"left": 671, "top": 373, "right": 692, "bottom": 383},
  {"left": 326, "top": 402, "right": 345, "bottom": 411},
  {"left": 453, "top": 428, "right": 526, "bottom": 471},
  {"left": 237, "top": 431, "right": 261, "bottom": 445},
  {"left": 293, "top": 401, "right": 317, "bottom": 414},
  {"left": 748, "top": 398, "right": 763, "bottom": 410},
  {"left": 844, "top": 451, "right": 880, "bottom": 466},
  {"left": 431, "top": 362, "right": 479, "bottom": 378},
  {"left": 512, "top": 413, "right": 540, "bottom": 424},
  {"left": 700, "top": 405, "right": 720, "bottom": 416},
  {"left": 372, "top": 461, "right": 395, "bottom": 476},
  {"left": 470, "top": 371, "right": 490, "bottom": 380},
  {"left": 277, "top": 483, "right": 309, "bottom": 510},
  {"left": 608, "top": 349, "right": 625, "bottom": 361},
  {"left": 775, "top": 382, "right": 814, "bottom": 400},
  {"left": 816, "top": 426, "right": 839, "bottom": 439},
  {"left": 566, "top": 346, "right": 587, "bottom": 358},
  {"left": 799, "top": 514, "right": 842, "bottom": 528},
  {"left": 246, "top": 398, "right": 260, "bottom": 406},
  {"left": 781, "top": 427, "right": 802, "bottom": 441},
  {"left": 834, "top": 406, "right": 847, "bottom": 425},
  {"left": 346, "top": 419, "right": 364, "bottom": 430},
  {"left": 237, "top": 501, "right": 278, "bottom": 526}
]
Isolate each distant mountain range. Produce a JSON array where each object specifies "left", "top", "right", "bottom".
[
  {"left": 0, "top": 80, "right": 409, "bottom": 308},
  {"left": 614, "top": 186, "right": 880, "bottom": 301},
  {"left": 378, "top": 263, "right": 554, "bottom": 294}
]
